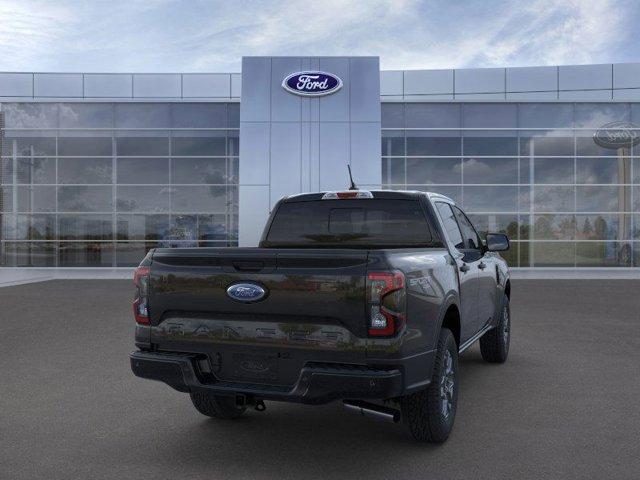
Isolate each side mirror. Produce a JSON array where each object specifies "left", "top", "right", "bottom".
[{"left": 485, "top": 233, "right": 509, "bottom": 252}]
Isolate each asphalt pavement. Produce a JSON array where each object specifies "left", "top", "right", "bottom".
[{"left": 1, "top": 279, "right": 639, "bottom": 480}]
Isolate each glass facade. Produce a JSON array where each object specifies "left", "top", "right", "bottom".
[
  {"left": 382, "top": 103, "right": 640, "bottom": 267},
  {"left": 1, "top": 100, "right": 639, "bottom": 268},
  {"left": 0, "top": 102, "right": 239, "bottom": 267}
]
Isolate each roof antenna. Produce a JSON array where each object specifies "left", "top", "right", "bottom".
[{"left": 347, "top": 164, "right": 358, "bottom": 190}]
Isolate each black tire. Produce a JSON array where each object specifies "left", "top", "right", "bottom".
[
  {"left": 189, "top": 392, "right": 247, "bottom": 419},
  {"left": 401, "top": 328, "right": 458, "bottom": 443},
  {"left": 480, "top": 294, "right": 510, "bottom": 363}
]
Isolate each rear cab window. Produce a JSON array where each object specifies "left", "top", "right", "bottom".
[{"left": 263, "top": 198, "right": 442, "bottom": 249}]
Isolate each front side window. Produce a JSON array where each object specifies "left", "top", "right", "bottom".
[
  {"left": 435, "top": 202, "right": 464, "bottom": 250},
  {"left": 452, "top": 206, "right": 482, "bottom": 250}
]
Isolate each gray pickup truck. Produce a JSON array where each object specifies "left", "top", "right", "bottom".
[{"left": 130, "top": 190, "right": 511, "bottom": 443}]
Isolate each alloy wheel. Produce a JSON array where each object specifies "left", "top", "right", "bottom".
[{"left": 439, "top": 349, "right": 455, "bottom": 418}]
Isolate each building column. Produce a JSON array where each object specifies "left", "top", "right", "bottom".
[{"left": 238, "top": 56, "right": 381, "bottom": 247}]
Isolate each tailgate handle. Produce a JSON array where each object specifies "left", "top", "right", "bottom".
[{"left": 232, "top": 261, "right": 265, "bottom": 272}]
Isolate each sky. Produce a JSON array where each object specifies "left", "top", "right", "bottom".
[{"left": 0, "top": 0, "right": 638, "bottom": 73}]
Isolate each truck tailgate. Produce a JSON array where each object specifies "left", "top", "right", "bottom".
[{"left": 148, "top": 248, "right": 370, "bottom": 386}]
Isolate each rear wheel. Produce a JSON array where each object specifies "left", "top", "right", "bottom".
[
  {"left": 401, "top": 328, "right": 458, "bottom": 443},
  {"left": 190, "top": 392, "right": 246, "bottom": 419},
  {"left": 480, "top": 294, "right": 510, "bottom": 363}
]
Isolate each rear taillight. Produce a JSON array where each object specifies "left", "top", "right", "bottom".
[
  {"left": 367, "top": 271, "right": 405, "bottom": 336},
  {"left": 133, "top": 266, "right": 150, "bottom": 325}
]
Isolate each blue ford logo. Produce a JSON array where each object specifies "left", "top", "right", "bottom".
[
  {"left": 226, "top": 283, "right": 267, "bottom": 303},
  {"left": 282, "top": 71, "right": 343, "bottom": 97}
]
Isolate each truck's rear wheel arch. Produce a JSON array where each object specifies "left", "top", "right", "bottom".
[{"left": 440, "top": 304, "right": 461, "bottom": 347}]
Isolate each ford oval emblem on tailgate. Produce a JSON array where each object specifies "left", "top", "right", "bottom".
[{"left": 226, "top": 283, "right": 267, "bottom": 303}]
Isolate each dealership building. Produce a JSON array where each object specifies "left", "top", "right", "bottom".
[{"left": 1, "top": 57, "right": 640, "bottom": 273}]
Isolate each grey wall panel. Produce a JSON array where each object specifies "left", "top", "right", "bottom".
[
  {"left": 319, "top": 57, "right": 349, "bottom": 122},
  {"left": 349, "top": 57, "right": 381, "bottom": 122},
  {"left": 309, "top": 95, "right": 320, "bottom": 121},
  {"left": 0, "top": 73, "right": 33, "bottom": 97},
  {"left": 319, "top": 122, "right": 350, "bottom": 190},
  {"left": 270, "top": 122, "right": 302, "bottom": 205},
  {"left": 133, "top": 74, "right": 181, "bottom": 97},
  {"left": 559, "top": 64, "right": 611, "bottom": 91},
  {"left": 300, "top": 122, "right": 312, "bottom": 191},
  {"left": 455, "top": 93, "right": 505, "bottom": 100},
  {"left": 238, "top": 185, "right": 270, "bottom": 247},
  {"left": 613, "top": 89, "right": 640, "bottom": 101},
  {"left": 310, "top": 121, "right": 320, "bottom": 190},
  {"left": 506, "top": 66, "right": 556, "bottom": 92},
  {"left": 270, "top": 57, "right": 302, "bottom": 122},
  {"left": 455, "top": 68, "right": 504, "bottom": 94},
  {"left": 34, "top": 73, "right": 83, "bottom": 97},
  {"left": 238, "top": 122, "right": 270, "bottom": 185},
  {"left": 613, "top": 63, "right": 640, "bottom": 89},
  {"left": 183, "top": 74, "right": 230, "bottom": 97},
  {"left": 350, "top": 122, "right": 381, "bottom": 186},
  {"left": 231, "top": 74, "right": 242, "bottom": 98},
  {"left": 380, "top": 71, "right": 403, "bottom": 96},
  {"left": 381, "top": 63, "right": 640, "bottom": 101},
  {"left": 84, "top": 74, "right": 132, "bottom": 97},
  {"left": 300, "top": 95, "right": 311, "bottom": 123},
  {"left": 506, "top": 91, "right": 558, "bottom": 100},
  {"left": 403, "top": 94, "right": 454, "bottom": 101},
  {"left": 404, "top": 69, "right": 453, "bottom": 95},
  {"left": 240, "top": 57, "right": 271, "bottom": 122},
  {"left": 558, "top": 89, "right": 612, "bottom": 100},
  {"left": 381, "top": 95, "right": 406, "bottom": 101}
]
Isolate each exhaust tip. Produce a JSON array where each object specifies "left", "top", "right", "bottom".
[{"left": 343, "top": 400, "right": 401, "bottom": 423}]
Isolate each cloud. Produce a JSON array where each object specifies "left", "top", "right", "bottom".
[
  {"left": 459, "top": 0, "right": 628, "bottom": 68},
  {"left": 374, "top": 0, "right": 635, "bottom": 69},
  {"left": 456, "top": 158, "right": 493, "bottom": 177},
  {"left": 0, "top": 0, "right": 637, "bottom": 72},
  {"left": 0, "top": 1, "right": 74, "bottom": 70}
]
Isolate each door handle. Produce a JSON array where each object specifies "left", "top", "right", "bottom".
[
  {"left": 232, "top": 261, "right": 265, "bottom": 272},
  {"left": 478, "top": 261, "right": 487, "bottom": 270},
  {"left": 459, "top": 263, "right": 470, "bottom": 273}
]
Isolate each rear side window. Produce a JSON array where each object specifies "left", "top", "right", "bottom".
[{"left": 264, "top": 199, "right": 439, "bottom": 248}]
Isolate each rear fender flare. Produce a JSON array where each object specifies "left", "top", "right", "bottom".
[{"left": 433, "top": 291, "right": 461, "bottom": 346}]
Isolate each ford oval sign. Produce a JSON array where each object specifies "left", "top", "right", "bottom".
[
  {"left": 226, "top": 283, "right": 267, "bottom": 303},
  {"left": 593, "top": 121, "right": 640, "bottom": 149},
  {"left": 282, "top": 71, "right": 343, "bottom": 97}
]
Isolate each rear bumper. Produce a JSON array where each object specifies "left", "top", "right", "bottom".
[{"left": 130, "top": 350, "right": 404, "bottom": 404}]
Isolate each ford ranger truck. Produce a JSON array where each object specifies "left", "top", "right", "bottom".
[{"left": 130, "top": 190, "right": 511, "bottom": 443}]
